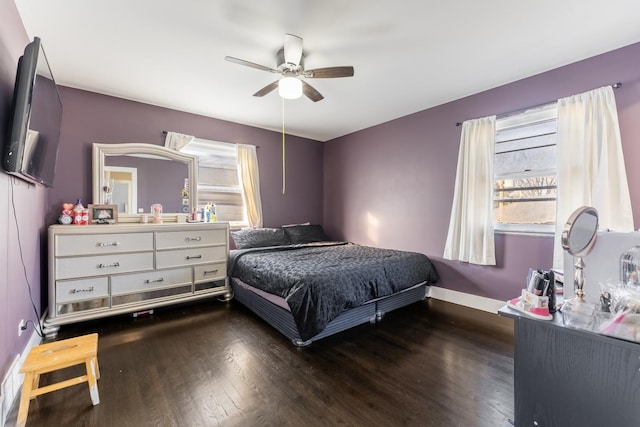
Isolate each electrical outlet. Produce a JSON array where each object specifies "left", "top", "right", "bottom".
[{"left": 18, "top": 319, "right": 25, "bottom": 337}]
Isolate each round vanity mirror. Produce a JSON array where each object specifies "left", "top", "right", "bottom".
[
  {"left": 561, "top": 206, "right": 599, "bottom": 257},
  {"left": 561, "top": 206, "right": 599, "bottom": 304}
]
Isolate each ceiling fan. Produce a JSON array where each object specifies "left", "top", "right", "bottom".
[{"left": 225, "top": 33, "right": 354, "bottom": 102}]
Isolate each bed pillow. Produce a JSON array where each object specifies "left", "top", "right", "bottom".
[
  {"left": 282, "top": 224, "right": 330, "bottom": 244},
  {"left": 231, "top": 227, "right": 288, "bottom": 249},
  {"left": 282, "top": 221, "right": 310, "bottom": 227}
]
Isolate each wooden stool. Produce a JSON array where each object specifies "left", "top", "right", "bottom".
[{"left": 17, "top": 333, "right": 100, "bottom": 427}]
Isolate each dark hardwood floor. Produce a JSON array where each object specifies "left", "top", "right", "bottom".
[{"left": 7, "top": 298, "right": 515, "bottom": 427}]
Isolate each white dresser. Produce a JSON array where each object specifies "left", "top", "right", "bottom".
[{"left": 45, "top": 222, "right": 230, "bottom": 337}]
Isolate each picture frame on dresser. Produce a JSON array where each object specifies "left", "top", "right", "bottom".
[{"left": 88, "top": 204, "right": 118, "bottom": 224}]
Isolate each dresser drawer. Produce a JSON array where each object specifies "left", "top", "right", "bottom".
[
  {"left": 155, "top": 228, "right": 226, "bottom": 250},
  {"left": 55, "top": 252, "right": 154, "bottom": 280},
  {"left": 194, "top": 262, "right": 227, "bottom": 283},
  {"left": 156, "top": 246, "right": 227, "bottom": 269},
  {"left": 111, "top": 267, "right": 192, "bottom": 295},
  {"left": 56, "top": 277, "right": 109, "bottom": 303},
  {"left": 56, "top": 298, "right": 110, "bottom": 316},
  {"left": 55, "top": 232, "right": 154, "bottom": 256}
]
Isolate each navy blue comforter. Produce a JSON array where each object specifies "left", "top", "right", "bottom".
[{"left": 228, "top": 242, "right": 439, "bottom": 340}]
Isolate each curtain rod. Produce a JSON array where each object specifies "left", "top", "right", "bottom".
[
  {"left": 161, "top": 130, "right": 259, "bottom": 149},
  {"left": 455, "top": 82, "right": 622, "bottom": 127}
]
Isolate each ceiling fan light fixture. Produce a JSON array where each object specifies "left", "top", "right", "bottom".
[
  {"left": 278, "top": 76, "right": 302, "bottom": 99},
  {"left": 226, "top": 33, "right": 353, "bottom": 102}
]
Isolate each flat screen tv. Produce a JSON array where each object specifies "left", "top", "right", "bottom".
[{"left": 3, "top": 37, "right": 62, "bottom": 188}]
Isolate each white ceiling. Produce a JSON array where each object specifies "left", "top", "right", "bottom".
[{"left": 14, "top": 0, "right": 640, "bottom": 142}]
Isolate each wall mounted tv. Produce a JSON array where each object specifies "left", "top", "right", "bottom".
[{"left": 3, "top": 36, "right": 62, "bottom": 188}]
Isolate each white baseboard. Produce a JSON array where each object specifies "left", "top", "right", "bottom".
[
  {"left": 1, "top": 330, "right": 42, "bottom": 426},
  {"left": 427, "top": 286, "right": 505, "bottom": 314}
]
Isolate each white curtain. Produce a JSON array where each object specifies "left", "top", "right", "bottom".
[
  {"left": 164, "top": 131, "right": 194, "bottom": 151},
  {"left": 443, "top": 116, "right": 497, "bottom": 265},
  {"left": 237, "top": 144, "right": 263, "bottom": 228},
  {"left": 553, "top": 86, "right": 634, "bottom": 269}
]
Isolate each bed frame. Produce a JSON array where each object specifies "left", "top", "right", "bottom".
[{"left": 231, "top": 278, "right": 429, "bottom": 346}]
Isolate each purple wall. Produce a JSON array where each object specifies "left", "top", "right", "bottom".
[
  {"left": 49, "top": 86, "right": 325, "bottom": 228},
  {"left": 324, "top": 42, "right": 640, "bottom": 302},
  {"left": 0, "top": 0, "right": 47, "bottom": 385}
]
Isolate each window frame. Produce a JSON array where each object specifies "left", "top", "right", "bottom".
[
  {"left": 179, "top": 138, "right": 249, "bottom": 228},
  {"left": 493, "top": 104, "right": 558, "bottom": 236}
]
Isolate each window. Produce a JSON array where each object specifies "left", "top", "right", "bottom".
[
  {"left": 179, "top": 138, "right": 247, "bottom": 226},
  {"left": 494, "top": 104, "right": 558, "bottom": 234}
]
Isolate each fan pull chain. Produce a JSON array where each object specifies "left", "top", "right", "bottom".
[{"left": 282, "top": 97, "right": 286, "bottom": 195}]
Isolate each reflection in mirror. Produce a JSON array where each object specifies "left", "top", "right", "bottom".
[
  {"left": 103, "top": 166, "right": 137, "bottom": 213},
  {"left": 93, "top": 143, "right": 198, "bottom": 222},
  {"left": 561, "top": 206, "right": 599, "bottom": 305},
  {"left": 103, "top": 155, "right": 188, "bottom": 214}
]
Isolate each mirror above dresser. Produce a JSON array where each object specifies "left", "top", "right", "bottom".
[{"left": 92, "top": 143, "right": 198, "bottom": 222}]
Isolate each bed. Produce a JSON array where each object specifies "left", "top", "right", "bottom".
[{"left": 228, "top": 224, "right": 439, "bottom": 346}]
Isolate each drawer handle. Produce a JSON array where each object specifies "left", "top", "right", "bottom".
[
  {"left": 203, "top": 269, "right": 219, "bottom": 275},
  {"left": 98, "top": 262, "right": 120, "bottom": 268},
  {"left": 97, "top": 241, "right": 120, "bottom": 247},
  {"left": 186, "top": 255, "right": 202, "bottom": 260},
  {"left": 144, "top": 278, "right": 164, "bottom": 284},
  {"left": 69, "top": 286, "right": 95, "bottom": 294},
  {"left": 185, "top": 236, "right": 202, "bottom": 242}
]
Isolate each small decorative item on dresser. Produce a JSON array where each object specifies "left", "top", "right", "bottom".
[
  {"left": 151, "top": 203, "right": 163, "bottom": 223},
  {"left": 73, "top": 199, "right": 89, "bottom": 225},
  {"left": 58, "top": 203, "right": 74, "bottom": 225},
  {"left": 88, "top": 204, "right": 118, "bottom": 224},
  {"left": 181, "top": 182, "right": 190, "bottom": 213}
]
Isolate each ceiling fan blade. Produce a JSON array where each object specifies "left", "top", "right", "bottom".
[
  {"left": 304, "top": 66, "right": 355, "bottom": 78},
  {"left": 301, "top": 80, "right": 324, "bottom": 102},
  {"left": 284, "top": 33, "right": 303, "bottom": 66},
  {"left": 225, "top": 56, "right": 278, "bottom": 73},
  {"left": 253, "top": 80, "right": 280, "bottom": 97}
]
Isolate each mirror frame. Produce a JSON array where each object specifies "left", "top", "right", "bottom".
[{"left": 92, "top": 143, "right": 198, "bottom": 222}]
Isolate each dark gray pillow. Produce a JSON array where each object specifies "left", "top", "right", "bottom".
[
  {"left": 282, "top": 224, "right": 329, "bottom": 244},
  {"left": 231, "top": 227, "right": 288, "bottom": 249}
]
